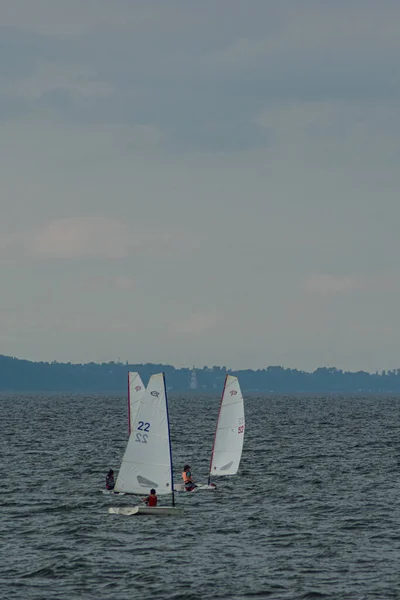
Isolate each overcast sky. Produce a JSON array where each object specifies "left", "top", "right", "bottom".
[{"left": 1, "top": 0, "right": 400, "bottom": 372}]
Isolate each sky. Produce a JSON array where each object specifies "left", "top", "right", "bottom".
[{"left": 1, "top": 0, "right": 400, "bottom": 372}]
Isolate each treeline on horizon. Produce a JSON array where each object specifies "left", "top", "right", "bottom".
[{"left": 1, "top": 354, "right": 400, "bottom": 393}]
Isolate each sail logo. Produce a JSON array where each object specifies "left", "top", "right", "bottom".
[
  {"left": 230, "top": 390, "right": 237, "bottom": 396},
  {"left": 151, "top": 391, "right": 160, "bottom": 397},
  {"left": 135, "top": 386, "right": 142, "bottom": 391}
]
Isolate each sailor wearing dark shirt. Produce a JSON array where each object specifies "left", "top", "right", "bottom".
[{"left": 106, "top": 469, "right": 115, "bottom": 490}]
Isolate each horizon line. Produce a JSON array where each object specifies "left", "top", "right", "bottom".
[{"left": 1, "top": 354, "right": 397, "bottom": 376}]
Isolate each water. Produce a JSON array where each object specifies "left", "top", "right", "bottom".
[{"left": 1, "top": 393, "right": 400, "bottom": 600}]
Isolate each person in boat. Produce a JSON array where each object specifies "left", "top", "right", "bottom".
[
  {"left": 143, "top": 489, "right": 157, "bottom": 506},
  {"left": 182, "top": 464, "right": 196, "bottom": 491},
  {"left": 105, "top": 469, "right": 115, "bottom": 490}
]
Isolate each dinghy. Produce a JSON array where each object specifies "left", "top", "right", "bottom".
[
  {"left": 108, "top": 373, "right": 183, "bottom": 516},
  {"left": 175, "top": 374, "right": 245, "bottom": 492}
]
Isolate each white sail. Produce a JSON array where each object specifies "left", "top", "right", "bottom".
[
  {"left": 128, "top": 372, "right": 146, "bottom": 435},
  {"left": 209, "top": 375, "right": 245, "bottom": 477},
  {"left": 114, "top": 373, "right": 174, "bottom": 495}
]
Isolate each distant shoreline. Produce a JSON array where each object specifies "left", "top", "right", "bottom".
[
  {"left": 1, "top": 390, "right": 399, "bottom": 397},
  {"left": 1, "top": 354, "right": 400, "bottom": 393}
]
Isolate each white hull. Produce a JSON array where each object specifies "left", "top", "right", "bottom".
[
  {"left": 102, "top": 489, "right": 126, "bottom": 495},
  {"left": 174, "top": 482, "right": 217, "bottom": 492},
  {"left": 108, "top": 505, "right": 183, "bottom": 516}
]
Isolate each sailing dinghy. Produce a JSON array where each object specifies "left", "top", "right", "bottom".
[
  {"left": 108, "top": 373, "right": 183, "bottom": 516},
  {"left": 175, "top": 374, "right": 245, "bottom": 492}
]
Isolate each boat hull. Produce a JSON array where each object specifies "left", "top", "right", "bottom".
[
  {"left": 174, "top": 482, "right": 217, "bottom": 492},
  {"left": 108, "top": 506, "right": 183, "bottom": 516}
]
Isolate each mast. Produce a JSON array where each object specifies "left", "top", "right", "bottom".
[
  {"left": 127, "top": 371, "right": 131, "bottom": 436},
  {"left": 164, "top": 372, "right": 175, "bottom": 507},
  {"left": 208, "top": 374, "right": 228, "bottom": 486}
]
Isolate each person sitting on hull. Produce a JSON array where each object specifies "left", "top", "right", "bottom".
[
  {"left": 182, "top": 464, "right": 196, "bottom": 491},
  {"left": 105, "top": 469, "right": 115, "bottom": 490},
  {"left": 143, "top": 489, "right": 157, "bottom": 506}
]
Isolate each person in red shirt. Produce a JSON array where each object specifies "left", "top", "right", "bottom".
[{"left": 143, "top": 489, "right": 157, "bottom": 506}]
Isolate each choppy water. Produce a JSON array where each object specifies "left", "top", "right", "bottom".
[{"left": 1, "top": 393, "right": 400, "bottom": 599}]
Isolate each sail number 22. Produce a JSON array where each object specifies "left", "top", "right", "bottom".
[{"left": 136, "top": 421, "right": 151, "bottom": 443}]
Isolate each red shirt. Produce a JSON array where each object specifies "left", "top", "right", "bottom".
[{"left": 146, "top": 494, "right": 157, "bottom": 507}]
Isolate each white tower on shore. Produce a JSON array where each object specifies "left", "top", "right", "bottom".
[{"left": 189, "top": 366, "right": 198, "bottom": 389}]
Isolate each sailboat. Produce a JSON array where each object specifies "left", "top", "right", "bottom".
[
  {"left": 175, "top": 374, "right": 245, "bottom": 492},
  {"left": 108, "top": 373, "right": 183, "bottom": 516}
]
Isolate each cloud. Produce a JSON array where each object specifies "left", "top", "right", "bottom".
[
  {"left": 256, "top": 101, "right": 338, "bottom": 137},
  {"left": 302, "top": 274, "right": 361, "bottom": 295},
  {"left": 114, "top": 275, "right": 136, "bottom": 291},
  {"left": 31, "top": 216, "right": 130, "bottom": 259},
  {"left": 0, "top": 63, "right": 115, "bottom": 100},
  {"left": 83, "top": 274, "right": 136, "bottom": 292},
  {"left": 302, "top": 271, "right": 400, "bottom": 296},
  {"left": 1, "top": 1, "right": 400, "bottom": 371},
  {"left": 0, "top": 0, "right": 158, "bottom": 37},
  {"left": 206, "top": 37, "right": 271, "bottom": 71},
  {"left": 206, "top": 1, "right": 400, "bottom": 72},
  {"left": 0, "top": 311, "right": 138, "bottom": 335},
  {"left": 2, "top": 1, "right": 399, "bottom": 151},
  {"left": 0, "top": 217, "right": 184, "bottom": 262},
  {"left": 173, "top": 311, "right": 221, "bottom": 336}
]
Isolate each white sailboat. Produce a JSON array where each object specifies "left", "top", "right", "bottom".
[
  {"left": 108, "top": 373, "right": 183, "bottom": 516},
  {"left": 127, "top": 372, "right": 146, "bottom": 435},
  {"left": 175, "top": 374, "right": 245, "bottom": 492}
]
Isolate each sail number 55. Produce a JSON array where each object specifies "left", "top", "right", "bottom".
[
  {"left": 136, "top": 421, "right": 151, "bottom": 443},
  {"left": 238, "top": 425, "right": 244, "bottom": 434}
]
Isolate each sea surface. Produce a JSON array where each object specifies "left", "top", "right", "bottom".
[{"left": 1, "top": 393, "right": 400, "bottom": 600}]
